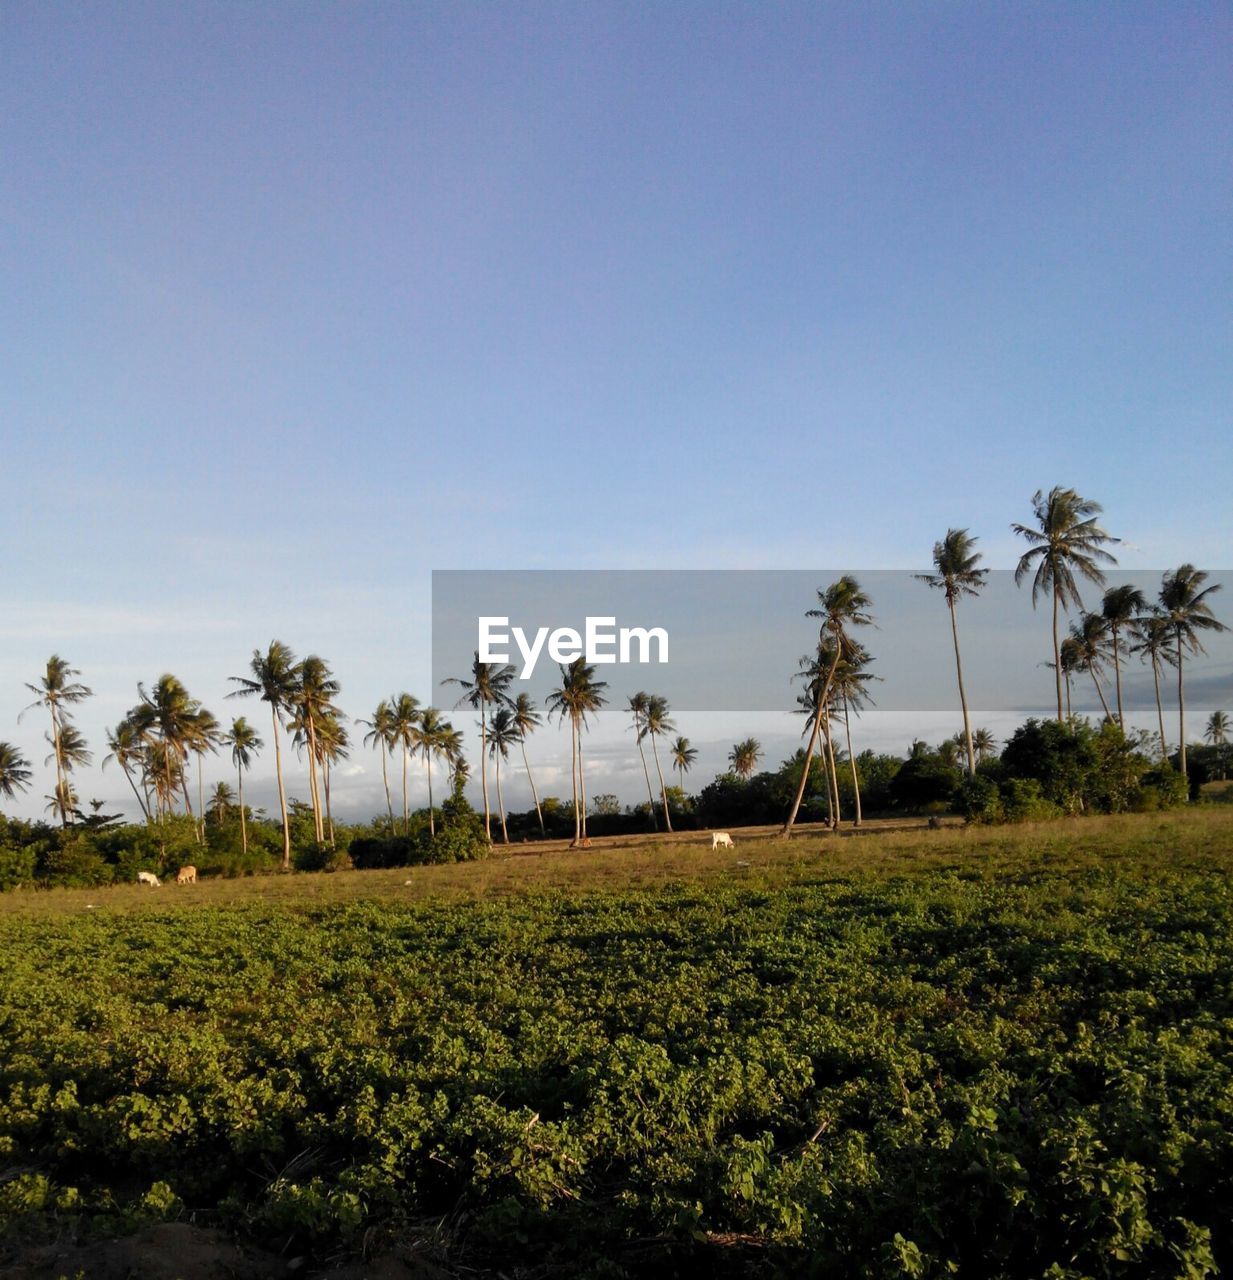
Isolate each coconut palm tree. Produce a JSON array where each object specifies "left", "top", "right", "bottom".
[
  {"left": 1101, "top": 585, "right": 1148, "bottom": 729},
  {"left": 627, "top": 693, "right": 659, "bottom": 830},
  {"left": 290, "top": 656, "right": 341, "bottom": 844},
  {"left": 23, "top": 655, "right": 93, "bottom": 826},
  {"left": 794, "top": 676, "right": 835, "bottom": 829},
  {"left": 546, "top": 658, "right": 608, "bottom": 847},
  {"left": 1128, "top": 610, "right": 1176, "bottom": 761},
  {"left": 1068, "top": 613, "right": 1114, "bottom": 722},
  {"left": 670, "top": 736, "right": 697, "bottom": 794},
  {"left": 359, "top": 700, "right": 397, "bottom": 829},
  {"left": 641, "top": 695, "right": 676, "bottom": 833},
  {"left": 972, "top": 728, "right": 997, "bottom": 763},
  {"left": 130, "top": 674, "right": 206, "bottom": 825},
  {"left": 228, "top": 641, "right": 302, "bottom": 869},
  {"left": 444, "top": 653, "right": 515, "bottom": 841},
  {"left": 103, "top": 718, "right": 152, "bottom": 822},
  {"left": 916, "top": 529, "right": 987, "bottom": 776},
  {"left": 221, "top": 717, "right": 262, "bottom": 856},
  {"left": 410, "top": 707, "right": 453, "bottom": 837},
  {"left": 1012, "top": 488, "right": 1119, "bottom": 722},
  {"left": 388, "top": 693, "right": 422, "bottom": 835},
  {"left": 208, "top": 781, "right": 236, "bottom": 822},
  {"left": 1159, "top": 565, "right": 1227, "bottom": 780},
  {"left": 512, "top": 694, "right": 546, "bottom": 837},
  {"left": 487, "top": 708, "right": 520, "bottom": 844},
  {"left": 729, "top": 738, "right": 762, "bottom": 780},
  {"left": 44, "top": 724, "right": 90, "bottom": 822},
  {"left": 1205, "top": 710, "right": 1230, "bottom": 780},
  {"left": 833, "top": 645, "right": 877, "bottom": 827},
  {"left": 0, "top": 743, "right": 32, "bottom": 802},
  {"left": 189, "top": 707, "right": 220, "bottom": 843},
  {"left": 783, "top": 576, "right": 874, "bottom": 837}
]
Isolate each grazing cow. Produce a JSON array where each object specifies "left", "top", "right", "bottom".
[
  {"left": 136, "top": 871, "right": 161, "bottom": 887},
  {"left": 176, "top": 865, "right": 197, "bottom": 885},
  {"left": 711, "top": 832, "right": 734, "bottom": 849}
]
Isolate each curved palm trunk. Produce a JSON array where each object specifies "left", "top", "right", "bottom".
[
  {"left": 425, "top": 753, "right": 435, "bottom": 837},
  {"left": 1052, "top": 589, "right": 1064, "bottom": 723},
  {"left": 378, "top": 747, "right": 394, "bottom": 829},
  {"left": 270, "top": 705, "right": 291, "bottom": 869},
  {"left": 323, "top": 757, "right": 335, "bottom": 848},
  {"left": 237, "top": 762, "right": 248, "bottom": 855},
  {"left": 636, "top": 732, "right": 659, "bottom": 830},
  {"left": 818, "top": 734, "right": 834, "bottom": 829},
  {"left": 519, "top": 733, "right": 545, "bottom": 836},
  {"left": 842, "top": 693, "right": 862, "bottom": 827},
  {"left": 120, "top": 760, "right": 151, "bottom": 823},
  {"left": 306, "top": 720, "right": 324, "bottom": 843},
  {"left": 494, "top": 752, "right": 508, "bottom": 843},
  {"left": 1089, "top": 668, "right": 1112, "bottom": 722},
  {"left": 479, "top": 708, "right": 492, "bottom": 840},
  {"left": 1176, "top": 630, "right": 1188, "bottom": 781},
  {"left": 1110, "top": 623, "right": 1126, "bottom": 728},
  {"left": 782, "top": 642, "right": 843, "bottom": 836},
  {"left": 822, "top": 707, "right": 841, "bottom": 829},
  {"left": 649, "top": 731, "right": 673, "bottom": 832},
  {"left": 401, "top": 743, "right": 410, "bottom": 835},
  {"left": 1151, "top": 656, "right": 1167, "bottom": 761},
  {"left": 948, "top": 597, "right": 976, "bottom": 776}
]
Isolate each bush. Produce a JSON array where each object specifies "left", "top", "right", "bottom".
[
  {"left": 294, "top": 842, "right": 353, "bottom": 873},
  {"left": 1132, "top": 767, "right": 1189, "bottom": 812},
  {"left": 0, "top": 844, "right": 37, "bottom": 891},
  {"left": 999, "top": 778, "right": 1062, "bottom": 824},
  {"left": 954, "top": 775, "right": 1003, "bottom": 825},
  {"left": 40, "top": 836, "right": 113, "bottom": 888}
]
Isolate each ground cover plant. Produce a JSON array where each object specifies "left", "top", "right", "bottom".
[{"left": 1, "top": 810, "right": 1231, "bottom": 1278}]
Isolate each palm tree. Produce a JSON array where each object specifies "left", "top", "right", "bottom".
[
  {"left": 670, "top": 736, "right": 697, "bottom": 795},
  {"left": 729, "top": 738, "right": 762, "bottom": 780},
  {"left": 1012, "top": 487, "right": 1119, "bottom": 722},
  {"left": 972, "top": 728, "right": 996, "bottom": 763},
  {"left": 782, "top": 576, "right": 873, "bottom": 837},
  {"left": 833, "top": 645, "right": 877, "bottom": 827},
  {"left": 410, "top": 707, "right": 453, "bottom": 836},
  {"left": 0, "top": 743, "right": 32, "bottom": 802},
  {"left": 221, "top": 717, "right": 262, "bottom": 856},
  {"left": 44, "top": 724, "right": 90, "bottom": 822},
  {"left": 794, "top": 673, "right": 835, "bottom": 829},
  {"left": 1128, "top": 610, "right": 1176, "bottom": 761},
  {"left": 1205, "top": 710, "right": 1230, "bottom": 780},
  {"left": 1068, "top": 613, "right": 1114, "bottom": 722},
  {"left": 487, "top": 708, "right": 520, "bottom": 844},
  {"left": 131, "top": 674, "right": 206, "bottom": 824},
  {"left": 189, "top": 707, "right": 220, "bottom": 843},
  {"left": 208, "top": 781, "right": 236, "bottom": 822},
  {"left": 512, "top": 694, "right": 546, "bottom": 837},
  {"left": 388, "top": 693, "right": 422, "bottom": 835},
  {"left": 1159, "top": 565, "right": 1227, "bottom": 780},
  {"left": 23, "top": 655, "right": 92, "bottom": 826},
  {"left": 1101, "top": 585, "right": 1148, "bottom": 729},
  {"left": 627, "top": 693, "right": 659, "bottom": 830},
  {"left": 642, "top": 695, "right": 676, "bottom": 833},
  {"left": 359, "top": 700, "right": 397, "bottom": 829},
  {"left": 103, "top": 718, "right": 152, "bottom": 822},
  {"left": 546, "top": 658, "right": 608, "bottom": 847},
  {"left": 290, "top": 656, "right": 341, "bottom": 844},
  {"left": 228, "top": 641, "right": 302, "bottom": 869},
  {"left": 916, "top": 529, "right": 987, "bottom": 776},
  {"left": 444, "top": 653, "right": 515, "bottom": 841}
]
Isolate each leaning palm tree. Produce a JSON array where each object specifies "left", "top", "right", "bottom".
[
  {"left": 444, "top": 653, "right": 515, "bottom": 841},
  {"left": 487, "top": 708, "right": 520, "bottom": 844},
  {"left": 1159, "top": 565, "right": 1227, "bottom": 780},
  {"left": 627, "top": 693, "right": 659, "bottom": 830},
  {"left": 1101, "top": 585, "right": 1148, "bottom": 729},
  {"left": 410, "top": 707, "right": 453, "bottom": 837},
  {"left": 1012, "top": 488, "right": 1119, "bottom": 722},
  {"left": 642, "top": 695, "right": 676, "bottom": 833},
  {"left": 103, "top": 718, "right": 152, "bottom": 822},
  {"left": 1068, "top": 613, "right": 1114, "bottom": 722},
  {"left": 794, "top": 674, "right": 835, "bottom": 829},
  {"left": 388, "top": 693, "right": 422, "bottom": 835},
  {"left": 832, "top": 645, "right": 877, "bottom": 827},
  {"left": 916, "top": 529, "right": 987, "bottom": 776},
  {"left": 670, "top": 736, "right": 697, "bottom": 795},
  {"left": 358, "top": 700, "right": 397, "bottom": 829},
  {"left": 1205, "top": 710, "right": 1230, "bottom": 781},
  {"left": 783, "top": 576, "right": 874, "bottom": 837},
  {"left": 1128, "top": 610, "right": 1176, "bottom": 761},
  {"left": 0, "top": 743, "right": 33, "bottom": 802},
  {"left": 729, "top": 738, "right": 762, "bottom": 780},
  {"left": 546, "top": 658, "right": 608, "bottom": 847},
  {"left": 228, "top": 641, "right": 302, "bottom": 869},
  {"left": 22, "top": 655, "right": 93, "bottom": 827},
  {"left": 221, "top": 717, "right": 262, "bottom": 856},
  {"left": 512, "top": 694, "right": 546, "bottom": 837}
]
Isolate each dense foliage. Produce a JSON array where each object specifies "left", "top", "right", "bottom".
[{"left": 2, "top": 832, "right": 1231, "bottom": 1277}]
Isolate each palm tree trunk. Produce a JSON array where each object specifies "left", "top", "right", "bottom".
[
  {"left": 401, "top": 743, "right": 410, "bottom": 835},
  {"left": 649, "top": 731, "right": 673, "bottom": 832},
  {"left": 948, "top": 597, "right": 976, "bottom": 776},
  {"left": 1052, "top": 588, "right": 1064, "bottom": 722},
  {"left": 1151, "top": 656, "right": 1167, "bottom": 761},
  {"left": 635, "top": 732, "right": 659, "bottom": 830},
  {"left": 1065, "top": 670, "right": 1072, "bottom": 720},
  {"left": 237, "top": 762, "right": 248, "bottom": 855},
  {"left": 271, "top": 705, "right": 291, "bottom": 869},
  {"left": 519, "top": 733, "right": 545, "bottom": 836},
  {"left": 1110, "top": 623, "right": 1125, "bottom": 728},
  {"left": 578, "top": 732, "right": 589, "bottom": 840},
  {"left": 306, "top": 720, "right": 324, "bottom": 843},
  {"left": 324, "top": 757, "right": 335, "bottom": 848},
  {"left": 782, "top": 642, "right": 843, "bottom": 836},
  {"left": 569, "top": 718, "right": 581, "bottom": 845},
  {"left": 49, "top": 704, "right": 67, "bottom": 827},
  {"left": 818, "top": 734, "right": 833, "bottom": 829},
  {"left": 842, "top": 693, "right": 862, "bottom": 827},
  {"left": 495, "top": 752, "right": 508, "bottom": 843},
  {"left": 479, "top": 709, "right": 492, "bottom": 841},
  {"left": 1090, "top": 668, "right": 1112, "bottom": 722},
  {"left": 379, "top": 747, "right": 394, "bottom": 829},
  {"left": 1177, "top": 630, "right": 1188, "bottom": 781},
  {"left": 822, "top": 707, "right": 841, "bottom": 829},
  {"left": 425, "top": 754, "right": 435, "bottom": 837},
  {"left": 120, "top": 761, "right": 151, "bottom": 822}
]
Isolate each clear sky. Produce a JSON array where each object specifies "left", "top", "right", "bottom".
[{"left": 1, "top": 3, "right": 1230, "bottom": 821}]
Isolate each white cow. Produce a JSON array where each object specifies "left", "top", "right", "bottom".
[
  {"left": 711, "top": 832, "right": 734, "bottom": 849},
  {"left": 136, "top": 871, "right": 161, "bottom": 887},
  {"left": 176, "top": 865, "right": 198, "bottom": 885}
]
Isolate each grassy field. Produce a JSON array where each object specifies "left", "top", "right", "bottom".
[{"left": 2, "top": 809, "right": 1232, "bottom": 1279}]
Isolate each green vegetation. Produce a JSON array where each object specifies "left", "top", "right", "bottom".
[{"left": 0, "top": 811, "right": 1230, "bottom": 1277}]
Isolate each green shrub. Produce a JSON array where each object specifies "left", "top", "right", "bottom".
[
  {"left": 999, "top": 777, "right": 1062, "bottom": 823},
  {"left": 0, "top": 844, "right": 37, "bottom": 891},
  {"left": 294, "top": 842, "right": 354, "bottom": 873},
  {"left": 39, "top": 836, "right": 113, "bottom": 887},
  {"left": 954, "top": 775, "right": 1003, "bottom": 824}
]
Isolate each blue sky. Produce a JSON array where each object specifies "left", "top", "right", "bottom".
[{"left": 1, "top": 3, "right": 1230, "bottom": 820}]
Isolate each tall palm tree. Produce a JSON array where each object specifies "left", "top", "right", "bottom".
[
  {"left": 642, "top": 695, "right": 676, "bottom": 833},
  {"left": 546, "top": 658, "right": 608, "bottom": 847},
  {"left": 315, "top": 713, "right": 348, "bottom": 848},
  {"left": 1068, "top": 613, "right": 1114, "bottom": 722},
  {"left": 388, "top": 693, "right": 422, "bottom": 835},
  {"left": 103, "top": 718, "right": 152, "bottom": 822},
  {"left": 783, "top": 576, "right": 873, "bottom": 837},
  {"left": 0, "top": 743, "right": 32, "bottom": 802},
  {"left": 627, "top": 693, "right": 659, "bottom": 830},
  {"left": 208, "top": 781, "right": 236, "bottom": 822},
  {"left": 972, "top": 728, "right": 996, "bottom": 763},
  {"left": 444, "top": 653, "right": 515, "bottom": 841},
  {"left": 512, "top": 694, "right": 546, "bottom": 837},
  {"left": 1101, "top": 585, "right": 1148, "bottom": 729},
  {"left": 729, "top": 738, "right": 762, "bottom": 780},
  {"left": 1159, "top": 565, "right": 1227, "bottom": 780},
  {"left": 23, "top": 655, "right": 92, "bottom": 827},
  {"left": 916, "top": 528, "right": 987, "bottom": 776},
  {"left": 290, "top": 656, "right": 341, "bottom": 844},
  {"left": 487, "top": 708, "right": 520, "bottom": 844},
  {"left": 44, "top": 724, "right": 90, "bottom": 822},
  {"left": 1205, "top": 710, "right": 1230, "bottom": 781},
  {"left": 228, "top": 641, "right": 302, "bottom": 869},
  {"left": 359, "top": 700, "right": 397, "bottom": 829},
  {"left": 794, "top": 675, "right": 835, "bottom": 829},
  {"left": 1012, "top": 487, "right": 1119, "bottom": 722},
  {"left": 1128, "top": 610, "right": 1176, "bottom": 761},
  {"left": 833, "top": 645, "right": 877, "bottom": 827},
  {"left": 190, "top": 707, "right": 220, "bottom": 843},
  {"left": 410, "top": 707, "right": 453, "bottom": 837},
  {"left": 670, "top": 736, "right": 697, "bottom": 794},
  {"left": 131, "top": 674, "right": 206, "bottom": 824},
  {"left": 221, "top": 717, "right": 262, "bottom": 856}
]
